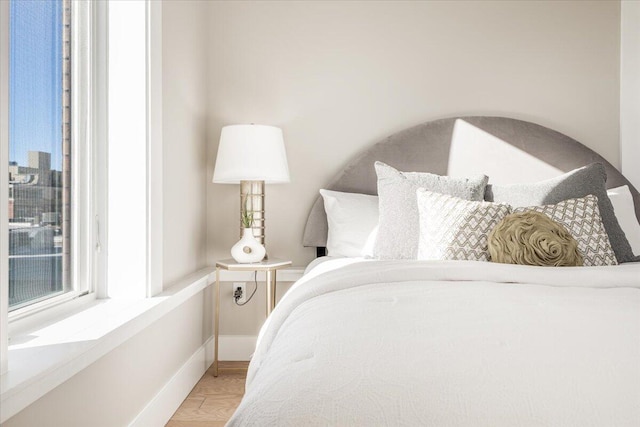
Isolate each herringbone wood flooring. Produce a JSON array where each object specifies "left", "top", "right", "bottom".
[{"left": 166, "top": 361, "right": 249, "bottom": 427}]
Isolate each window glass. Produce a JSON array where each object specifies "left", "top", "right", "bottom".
[{"left": 8, "top": 0, "right": 70, "bottom": 310}]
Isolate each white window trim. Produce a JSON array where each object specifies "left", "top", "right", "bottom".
[
  {"left": 106, "top": 0, "right": 163, "bottom": 299},
  {"left": 93, "top": 0, "right": 108, "bottom": 299},
  {"left": 71, "top": 0, "right": 98, "bottom": 303}
]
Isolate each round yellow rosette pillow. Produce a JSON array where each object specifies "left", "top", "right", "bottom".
[{"left": 488, "top": 211, "right": 583, "bottom": 267}]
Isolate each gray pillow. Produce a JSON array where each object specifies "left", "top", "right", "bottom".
[
  {"left": 485, "top": 163, "right": 635, "bottom": 263},
  {"left": 374, "top": 162, "right": 488, "bottom": 259}
]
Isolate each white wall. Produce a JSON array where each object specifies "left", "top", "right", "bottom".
[
  {"left": 206, "top": 0, "right": 622, "bottom": 271},
  {"left": 621, "top": 0, "right": 640, "bottom": 190},
  {"left": 162, "top": 0, "right": 209, "bottom": 287},
  {"left": 2, "top": 1, "right": 211, "bottom": 425}
]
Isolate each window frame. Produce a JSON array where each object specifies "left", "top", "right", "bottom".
[{"left": 4, "top": 0, "right": 107, "bottom": 328}]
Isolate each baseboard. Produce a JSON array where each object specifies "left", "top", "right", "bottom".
[
  {"left": 129, "top": 336, "right": 215, "bottom": 427},
  {"left": 219, "top": 335, "right": 257, "bottom": 361},
  {"left": 128, "top": 334, "right": 256, "bottom": 426}
]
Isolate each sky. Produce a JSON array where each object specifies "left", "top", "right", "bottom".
[{"left": 9, "top": 0, "right": 63, "bottom": 170}]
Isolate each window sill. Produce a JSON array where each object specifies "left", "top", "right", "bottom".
[{"left": 0, "top": 267, "right": 215, "bottom": 424}]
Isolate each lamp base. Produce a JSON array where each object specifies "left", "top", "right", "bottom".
[{"left": 240, "top": 180, "right": 267, "bottom": 260}]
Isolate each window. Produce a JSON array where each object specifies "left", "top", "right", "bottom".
[
  {"left": 8, "top": 0, "right": 70, "bottom": 311},
  {"left": 1, "top": 0, "right": 162, "bottom": 381},
  {"left": 5, "top": 0, "right": 98, "bottom": 317},
  {"left": 1, "top": 0, "right": 162, "bottom": 322}
]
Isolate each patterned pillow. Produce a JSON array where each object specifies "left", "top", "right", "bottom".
[
  {"left": 514, "top": 195, "right": 617, "bottom": 266},
  {"left": 416, "top": 189, "right": 511, "bottom": 261},
  {"left": 375, "top": 162, "right": 488, "bottom": 260},
  {"left": 486, "top": 163, "right": 634, "bottom": 263}
]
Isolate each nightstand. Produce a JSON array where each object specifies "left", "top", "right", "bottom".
[{"left": 213, "top": 258, "right": 292, "bottom": 377}]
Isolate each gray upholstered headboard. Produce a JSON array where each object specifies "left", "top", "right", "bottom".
[{"left": 303, "top": 116, "right": 640, "bottom": 250}]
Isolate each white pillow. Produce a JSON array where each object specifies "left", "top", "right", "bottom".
[
  {"left": 320, "top": 189, "right": 378, "bottom": 258},
  {"left": 416, "top": 189, "right": 511, "bottom": 262},
  {"left": 607, "top": 185, "right": 640, "bottom": 256}
]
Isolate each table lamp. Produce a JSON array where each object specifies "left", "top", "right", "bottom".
[{"left": 212, "top": 124, "right": 290, "bottom": 259}]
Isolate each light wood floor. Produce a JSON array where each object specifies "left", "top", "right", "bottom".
[{"left": 166, "top": 361, "right": 249, "bottom": 427}]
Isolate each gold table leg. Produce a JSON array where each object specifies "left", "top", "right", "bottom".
[
  {"left": 266, "top": 269, "right": 277, "bottom": 316},
  {"left": 214, "top": 266, "right": 220, "bottom": 377}
]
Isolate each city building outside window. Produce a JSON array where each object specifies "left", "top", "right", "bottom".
[
  {"left": 5, "top": 0, "right": 100, "bottom": 318},
  {"left": 8, "top": 0, "right": 71, "bottom": 310}
]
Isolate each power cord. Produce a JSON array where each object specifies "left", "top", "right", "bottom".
[{"left": 234, "top": 271, "right": 258, "bottom": 306}]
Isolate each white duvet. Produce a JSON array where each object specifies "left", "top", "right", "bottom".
[{"left": 228, "top": 260, "right": 640, "bottom": 426}]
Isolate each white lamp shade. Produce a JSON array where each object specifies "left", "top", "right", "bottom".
[{"left": 213, "top": 124, "right": 290, "bottom": 184}]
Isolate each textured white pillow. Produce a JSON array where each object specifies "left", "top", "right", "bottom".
[
  {"left": 320, "top": 189, "right": 378, "bottom": 258},
  {"left": 417, "top": 190, "right": 511, "bottom": 261},
  {"left": 607, "top": 185, "right": 640, "bottom": 256}
]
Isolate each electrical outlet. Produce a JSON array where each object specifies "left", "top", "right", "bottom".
[{"left": 233, "top": 282, "right": 246, "bottom": 304}]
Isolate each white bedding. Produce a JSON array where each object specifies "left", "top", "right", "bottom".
[{"left": 228, "top": 260, "right": 640, "bottom": 426}]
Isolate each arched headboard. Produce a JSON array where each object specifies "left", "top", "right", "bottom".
[{"left": 302, "top": 116, "right": 640, "bottom": 250}]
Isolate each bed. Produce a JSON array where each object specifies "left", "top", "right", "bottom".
[{"left": 227, "top": 117, "right": 640, "bottom": 426}]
